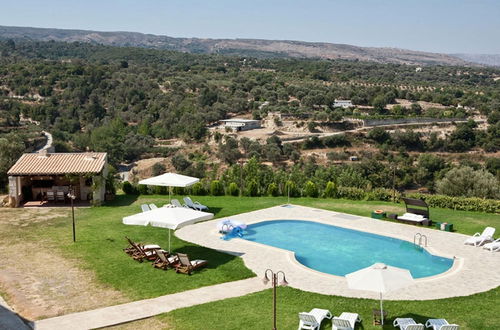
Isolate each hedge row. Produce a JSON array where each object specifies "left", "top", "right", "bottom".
[{"left": 121, "top": 181, "right": 500, "bottom": 214}]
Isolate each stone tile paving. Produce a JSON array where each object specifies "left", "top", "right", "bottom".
[{"left": 177, "top": 204, "right": 500, "bottom": 301}]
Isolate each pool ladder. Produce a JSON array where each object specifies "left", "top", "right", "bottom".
[{"left": 414, "top": 233, "right": 428, "bottom": 247}]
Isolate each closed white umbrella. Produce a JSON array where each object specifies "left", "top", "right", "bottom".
[
  {"left": 346, "top": 263, "right": 414, "bottom": 325},
  {"left": 138, "top": 173, "right": 199, "bottom": 201},
  {"left": 123, "top": 206, "right": 213, "bottom": 251}
]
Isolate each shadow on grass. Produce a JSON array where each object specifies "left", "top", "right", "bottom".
[
  {"left": 207, "top": 207, "right": 223, "bottom": 216},
  {"left": 104, "top": 194, "right": 138, "bottom": 207},
  {"left": 173, "top": 244, "right": 241, "bottom": 270}
]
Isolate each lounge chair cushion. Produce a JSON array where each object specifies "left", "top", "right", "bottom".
[
  {"left": 190, "top": 259, "right": 207, "bottom": 266},
  {"left": 143, "top": 244, "right": 161, "bottom": 250},
  {"left": 398, "top": 213, "right": 428, "bottom": 223}
]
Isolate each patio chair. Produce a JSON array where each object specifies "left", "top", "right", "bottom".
[
  {"left": 175, "top": 253, "right": 208, "bottom": 275},
  {"left": 331, "top": 312, "right": 361, "bottom": 330},
  {"left": 56, "top": 191, "right": 66, "bottom": 203},
  {"left": 131, "top": 244, "right": 164, "bottom": 262},
  {"left": 425, "top": 319, "right": 460, "bottom": 330},
  {"left": 141, "top": 204, "right": 150, "bottom": 212},
  {"left": 394, "top": 318, "right": 425, "bottom": 330},
  {"left": 47, "top": 191, "right": 55, "bottom": 202},
  {"left": 152, "top": 250, "right": 180, "bottom": 270},
  {"left": 298, "top": 308, "right": 332, "bottom": 330},
  {"left": 149, "top": 203, "right": 158, "bottom": 209},
  {"left": 483, "top": 238, "right": 500, "bottom": 252},
  {"left": 171, "top": 199, "right": 187, "bottom": 208},
  {"left": 123, "top": 237, "right": 161, "bottom": 255},
  {"left": 183, "top": 196, "right": 208, "bottom": 211},
  {"left": 464, "top": 227, "right": 495, "bottom": 246}
]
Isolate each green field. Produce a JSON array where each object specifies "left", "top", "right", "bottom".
[{"left": 13, "top": 194, "right": 499, "bottom": 329}]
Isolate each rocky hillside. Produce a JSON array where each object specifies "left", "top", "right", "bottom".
[
  {"left": 453, "top": 54, "right": 500, "bottom": 67},
  {"left": 0, "top": 25, "right": 472, "bottom": 66}
]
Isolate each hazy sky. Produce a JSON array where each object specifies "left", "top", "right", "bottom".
[{"left": 2, "top": 0, "right": 500, "bottom": 54}]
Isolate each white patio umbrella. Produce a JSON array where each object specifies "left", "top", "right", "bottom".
[
  {"left": 123, "top": 206, "right": 214, "bottom": 252},
  {"left": 345, "top": 263, "right": 414, "bottom": 325},
  {"left": 138, "top": 173, "right": 199, "bottom": 201}
]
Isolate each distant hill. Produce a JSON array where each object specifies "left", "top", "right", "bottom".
[
  {"left": 453, "top": 54, "right": 500, "bottom": 67},
  {"left": 0, "top": 25, "right": 475, "bottom": 66}
]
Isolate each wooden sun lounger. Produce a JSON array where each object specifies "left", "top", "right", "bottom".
[
  {"left": 152, "top": 250, "right": 179, "bottom": 270},
  {"left": 175, "top": 253, "right": 208, "bottom": 275}
]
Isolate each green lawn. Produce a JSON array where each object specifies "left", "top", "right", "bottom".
[
  {"left": 15, "top": 194, "right": 499, "bottom": 329},
  {"left": 162, "top": 286, "right": 500, "bottom": 329}
]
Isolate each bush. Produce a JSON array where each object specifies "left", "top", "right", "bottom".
[
  {"left": 245, "top": 180, "right": 260, "bottom": 197},
  {"left": 153, "top": 185, "right": 168, "bottom": 195},
  {"left": 406, "top": 193, "right": 500, "bottom": 213},
  {"left": 191, "top": 182, "right": 207, "bottom": 196},
  {"left": 227, "top": 182, "right": 240, "bottom": 196},
  {"left": 210, "top": 180, "right": 225, "bottom": 196},
  {"left": 284, "top": 180, "right": 300, "bottom": 197},
  {"left": 366, "top": 188, "right": 397, "bottom": 201},
  {"left": 137, "top": 184, "right": 151, "bottom": 195},
  {"left": 336, "top": 186, "right": 366, "bottom": 200},
  {"left": 323, "top": 181, "right": 337, "bottom": 198},
  {"left": 267, "top": 183, "right": 279, "bottom": 197},
  {"left": 303, "top": 181, "right": 319, "bottom": 197},
  {"left": 122, "top": 181, "right": 137, "bottom": 195}
]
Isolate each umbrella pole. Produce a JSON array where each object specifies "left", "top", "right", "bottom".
[
  {"left": 168, "top": 229, "right": 171, "bottom": 253},
  {"left": 380, "top": 292, "right": 384, "bottom": 325},
  {"left": 169, "top": 186, "right": 172, "bottom": 203}
]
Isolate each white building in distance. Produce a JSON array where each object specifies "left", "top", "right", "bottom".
[
  {"left": 220, "top": 118, "right": 261, "bottom": 131},
  {"left": 333, "top": 99, "right": 354, "bottom": 108}
]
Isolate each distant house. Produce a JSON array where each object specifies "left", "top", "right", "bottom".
[
  {"left": 7, "top": 151, "right": 108, "bottom": 207},
  {"left": 415, "top": 67, "right": 423, "bottom": 72},
  {"left": 220, "top": 118, "right": 261, "bottom": 131},
  {"left": 333, "top": 99, "right": 353, "bottom": 108}
]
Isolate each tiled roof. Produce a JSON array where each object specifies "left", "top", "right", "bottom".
[{"left": 7, "top": 152, "right": 107, "bottom": 176}]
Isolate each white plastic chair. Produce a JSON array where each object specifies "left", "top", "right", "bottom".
[
  {"left": 149, "top": 203, "right": 158, "bottom": 209},
  {"left": 425, "top": 318, "right": 460, "bottom": 330},
  {"left": 332, "top": 312, "right": 361, "bottom": 330},
  {"left": 141, "top": 204, "right": 150, "bottom": 212},
  {"left": 298, "top": 308, "right": 332, "bottom": 330},
  {"left": 183, "top": 196, "right": 208, "bottom": 211},
  {"left": 464, "top": 227, "right": 495, "bottom": 246},
  {"left": 483, "top": 238, "right": 500, "bottom": 252},
  {"left": 171, "top": 199, "right": 187, "bottom": 208},
  {"left": 394, "top": 318, "right": 425, "bottom": 330}
]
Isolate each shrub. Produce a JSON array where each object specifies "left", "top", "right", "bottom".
[
  {"left": 191, "top": 182, "right": 207, "bottom": 196},
  {"left": 336, "top": 186, "right": 366, "bottom": 200},
  {"left": 210, "top": 180, "right": 225, "bottom": 196},
  {"left": 245, "top": 180, "right": 259, "bottom": 197},
  {"left": 267, "top": 183, "right": 279, "bottom": 197},
  {"left": 227, "top": 182, "right": 240, "bottom": 196},
  {"left": 152, "top": 162, "right": 166, "bottom": 176},
  {"left": 284, "top": 180, "right": 300, "bottom": 197},
  {"left": 303, "top": 181, "right": 319, "bottom": 197},
  {"left": 323, "top": 181, "right": 337, "bottom": 198},
  {"left": 137, "top": 184, "right": 150, "bottom": 195},
  {"left": 366, "top": 188, "right": 396, "bottom": 201},
  {"left": 153, "top": 185, "right": 168, "bottom": 195},
  {"left": 122, "top": 181, "right": 137, "bottom": 195},
  {"left": 406, "top": 193, "right": 500, "bottom": 213}
]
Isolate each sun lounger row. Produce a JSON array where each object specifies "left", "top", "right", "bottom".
[
  {"left": 464, "top": 226, "right": 499, "bottom": 251},
  {"left": 298, "top": 308, "right": 361, "bottom": 330},
  {"left": 124, "top": 237, "right": 208, "bottom": 274},
  {"left": 394, "top": 317, "right": 459, "bottom": 330},
  {"left": 141, "top": 197, "right": 209, "bottom": 212}
]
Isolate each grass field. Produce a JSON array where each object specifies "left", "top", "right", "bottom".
[{"left": 5, "top": 194, "right": 498, "bottom": 328}]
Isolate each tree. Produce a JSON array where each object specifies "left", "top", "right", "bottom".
[
  {"left": 367, "top": 127, "right": 391, "bottom": 145},
  {"left": 0, "top": 133, "right": 25, "bottom": 189},
  {"left": 436, "top": 166, "right": 500, "bottom": 199},
  {"left": 372, "top": 95, "right": 387, "bottom": 113}
]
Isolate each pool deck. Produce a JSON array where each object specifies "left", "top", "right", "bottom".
[{"left": 177, "top": 204, "right": 500, "bottom": 301}]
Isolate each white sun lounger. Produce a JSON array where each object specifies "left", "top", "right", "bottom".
[
  {"left": 298, "top": 308, "right": 332, "bottom": 330},
  {"left": 425, "top": 318, "right": 460, "bottom": 330},
  {"left": 394, "top": 318, "right": 425, "bottom": 330},
  {"left": 483, "top": 238, "right": 500, "bottom": 252},
  {"left": 140, "top": 204, "right": 150, "bottom": 212},
  {"left": 170, "top": 199, "right": 187, "bottom": 208},
  {"left": 149, "top": 203, "right": 158, "bottom": 209},
  {"left": 332, "top": 312, "right": 361, "bottom": 330},
  {"left": 184, "top": 196, "right": 208, "bottom": 211},
  {"left": 464, "top": 227, "right": 495, "bottom": 246}
]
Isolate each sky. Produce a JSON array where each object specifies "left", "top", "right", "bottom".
[{"left": 1, "top": 0, "right": 500, "bottom": 54}]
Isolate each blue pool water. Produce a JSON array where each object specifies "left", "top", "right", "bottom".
[{"left": 243, "top": 220, "right": 453, "bottom": 278}]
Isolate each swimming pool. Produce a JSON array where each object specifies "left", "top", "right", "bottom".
[{"left": 242, "top": 220, "right": 453, "bottom": 278}]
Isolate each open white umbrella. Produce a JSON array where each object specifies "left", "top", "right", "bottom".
[
  {"left": 123, "top": 206, "right": 213, "bottom": 252},
  {"left": 345, "top": 263, "right": 414, "bottom": 325},
  {"left": 138, "top": 173, "right": 199, "bottom": 201}
]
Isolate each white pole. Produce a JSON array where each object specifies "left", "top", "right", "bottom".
[
  {"left": 169, "top": 186, "right": 172, "bottom": 203},
  {"left": 380, "top": 292, "right": 384, "bottom": 325},
  {"left": 168, "top": 229, "right": 171, "bottom": 252}
]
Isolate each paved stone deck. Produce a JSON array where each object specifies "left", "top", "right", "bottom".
[{"left": 177, "top": 204, "right": 500, "bottom": 301}]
